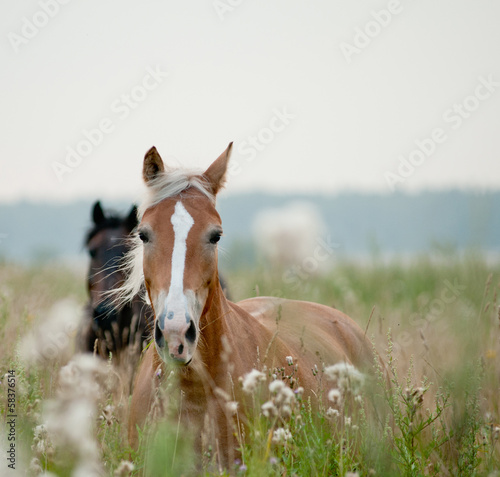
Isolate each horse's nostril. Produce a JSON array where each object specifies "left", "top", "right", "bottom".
[
  {"left": 155, "top": 320, "right": 165, "bottom": 348},
  {"left": 186, "top": 321, "right": 196, "bottom": 343},
  {"left": 178, "top": 343, "right": 184, "bottom": 355}
]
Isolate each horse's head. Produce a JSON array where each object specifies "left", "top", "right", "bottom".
[
  {"left": 86, "top": 201, "right": 138, "bottom": 330},
  {"left": 136, "top": 143, "right": 232, "bottom": 365}
]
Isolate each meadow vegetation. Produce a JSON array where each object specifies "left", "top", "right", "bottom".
[{"left": 0, "top": 252, "right": 499, "bottom": 476}]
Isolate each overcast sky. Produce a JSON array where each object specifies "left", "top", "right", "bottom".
[{"left": 1, "top": 0, "right": 499, "bottom": 203}]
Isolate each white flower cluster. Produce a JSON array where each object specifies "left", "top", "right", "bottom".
[
  {"left": 35, "top": 354, "right": 109, "bottom": 476},
  {"left": 262, "top": 379, "right": 296, "bottom": 418},
  {"left": 114, "top": 460, "right": 135, "bottom": 477},
  {"left": 19, "top": 298, "right": 82, "bottom": 366},
  {"left": 324, "top": 362, "right": 365, "bottom": 395},
  {"left": 405, "top": 387, "right": 425, "bottom": 408},
  {"left": 241, "top": 369, "right": 266, "bottom": 394},
  {"left": 326, "top": 407, "right": 340, "bottom": 419},
  {"left": 272, "top": 427, "right": 292, "bottom": 444},
  {"left": 328, "top": 388, "right": 342, "bottom": 407}
]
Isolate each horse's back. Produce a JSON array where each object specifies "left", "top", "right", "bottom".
[{"left": 233, "top": 296, "right": 373, "bottom": 370}]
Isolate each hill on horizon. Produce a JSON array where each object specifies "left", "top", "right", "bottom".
[{"left": 0, "top": 190, "right": 498, "bottom": 265}]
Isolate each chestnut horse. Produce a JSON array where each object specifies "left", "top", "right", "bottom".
[
  {"left": 80, "top": 201, "right": 231, "bottom": 361},
  {"left": 122, "top": 144, "right": 375, "bottom": 466}
]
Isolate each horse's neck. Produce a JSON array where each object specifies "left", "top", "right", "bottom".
[{"left": 198, "top": 281, "right": 233, "bottom": 376}]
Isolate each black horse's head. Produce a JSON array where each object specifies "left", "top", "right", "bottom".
[{"left": 85, "top": 201, "right": 138, "bottom": 338}]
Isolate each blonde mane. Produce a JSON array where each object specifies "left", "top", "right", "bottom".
[
  {"left": 112, "top": 166, "right": 215, "bottom": 308},
  {"left": 137, "top": 167, "right": 215, "bottom": 218}
]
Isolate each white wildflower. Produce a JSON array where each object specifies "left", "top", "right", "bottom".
[
  {"left": 344, "top": 416, "right": 352, "bottom": 427},
  {"left": 286, "top": 356, "right": 293, "bottom": 366},
  {"left": 99, "top": 404, "right": 115, "bottom": 426},
  {"left": 273, "top": 383, "right": 295, "bottom": 406},
  {"left": 261, "top": 400, "right": 278, "bottom": 418},
  {"left": 226, "top": 401, "right": 239, "bottom": 415},
  {"left": 265, "top": 379, "right": 296, "bottom": 418},
  {"left": 241, "top": 369, "right": 266, "bottom": 394},
  {"left": 328, "top": 388, "right": 342, "bottom": 406},
  {"left": 405, "top": 387, "right": 425, "bottom": 406},
  {"left": 29, "top": 457, "right": 43, "bottom": 474},
  {"left": 272, "top": 427, "right": 292, "bottom": 444},
  {"left": 43, "top": 354, "right": 108, "bottom": 475},
  {"left": 269, "top": 379, "right": 285, "bottom": 394},
  {"left": 114, "top": 460, "right": 135, "bottom": 476},
  {"left": 324, "top": 362, "right": 364, "bottom": 395},
  {"left": 326, "top": 407, "right": 340, "bottom": 419},
  {"left": 31, "top": 424, "right": 53, "bottom": 457},
  {"left": 57, "top": 354, "right": 107, "bottom": 401},
  {"left": 19, "top": 298, "right": 83, "bottom": 366}
]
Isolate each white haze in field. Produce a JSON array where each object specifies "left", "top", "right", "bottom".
[
  {"left": 252, "top": 201, "right": 330, "bottom": 272},
  {"left": 1, "top": 0, "right": 500, "bottom": 203}
]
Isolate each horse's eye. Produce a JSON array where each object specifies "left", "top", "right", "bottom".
[
  {"left": 138, "top": 231, "right": 149, "bottom": 243},
  {"left": 209, "top": 232, "right": 221, "bottom": 245},
  {"left": 89, "top": 248, "right": 97, "bottom": 258}
]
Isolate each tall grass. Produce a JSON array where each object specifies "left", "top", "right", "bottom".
[{"left": 0, "top": 254, "right": 499, "bottom": 475}]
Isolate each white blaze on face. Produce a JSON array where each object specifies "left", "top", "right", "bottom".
[{"left": 159, "top": 201, "right": 194, "bottom": 329}]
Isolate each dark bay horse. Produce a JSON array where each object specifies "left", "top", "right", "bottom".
[
  {"left": 78, "top": 201, "right": 153, "bottom": 358},
  {"left": 121, "top": 144, "right": 375, "bottom": 466}
]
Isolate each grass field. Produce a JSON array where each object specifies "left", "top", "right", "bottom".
[{"left": 0, "top": 253, "right": 499, "bottom": 476}]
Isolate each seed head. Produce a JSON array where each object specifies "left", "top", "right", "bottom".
[
  {"left": 328, "top": 388, "right": 342, "bottom": 407},
  {"left": 241, "top": 369, "right": 266, "bottom": 394},
  {"left": 272, "top": 427, "right": 292, "bottom": 444}
]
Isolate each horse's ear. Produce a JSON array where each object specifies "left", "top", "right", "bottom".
[
  {"left": 125, "top": 204, "right": 139, "bottom": 232},
  {"left": 92, "top": 201, "right": 105, "bottom": 225},
  {"left": 143, "top": 146, "right": 165, "bottom": 184},
  {"left": 203, "top": 142, "right": 233, "bottom": 196}
]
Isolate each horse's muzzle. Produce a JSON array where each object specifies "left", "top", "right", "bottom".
[
  {"left": 154, "top": 318, "right": 196, "bottom": 365},
  {"left": 92, "top": 302, "right": 118, "bottom": 331}
]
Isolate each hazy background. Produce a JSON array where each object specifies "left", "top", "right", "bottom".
[{"left": 1, "top": 0, "right": 499, "bottom": 263}]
